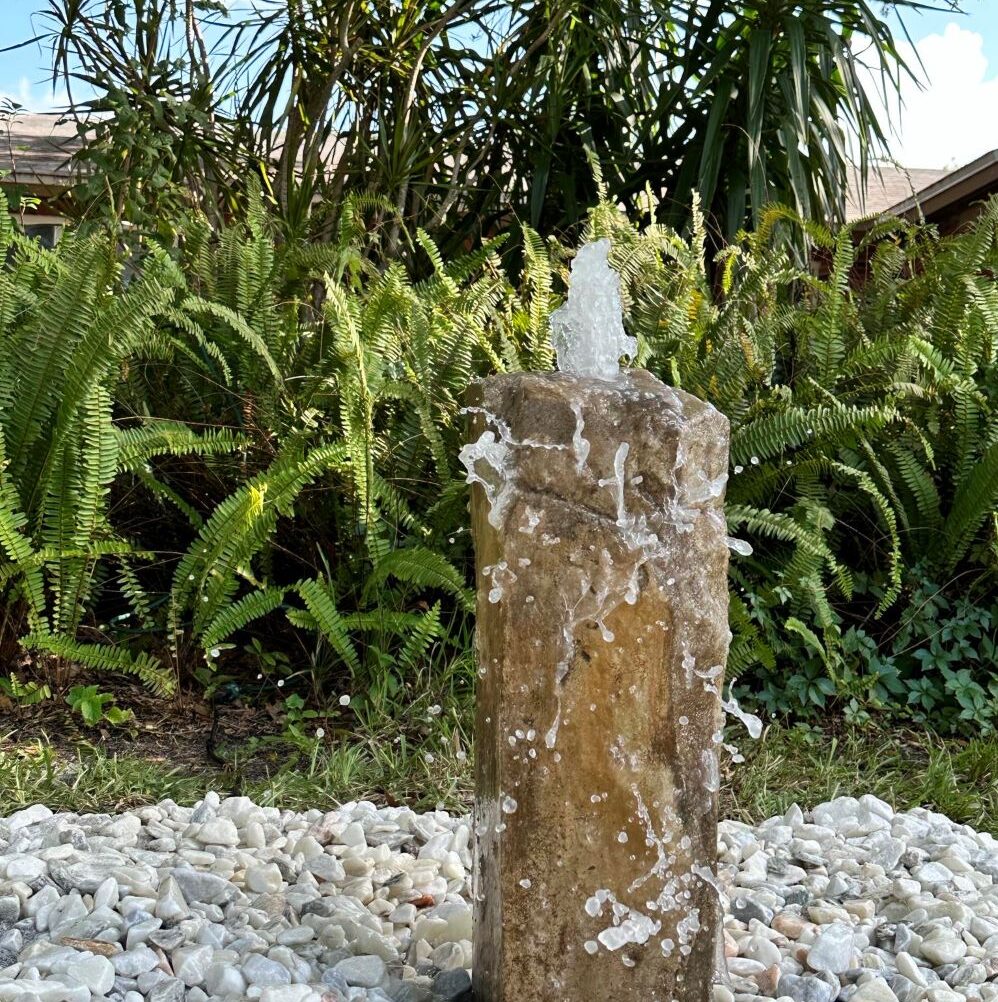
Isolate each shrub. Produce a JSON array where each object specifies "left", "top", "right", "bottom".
[
  {"left": 581, "top": 198, "right": 998, "bottom": 731},
  {"left": 3, "top": 187, "right": 998, "bottom": 736}
]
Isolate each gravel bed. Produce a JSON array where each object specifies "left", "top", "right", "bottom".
[{"left": 0, "top": 793, "right": 996, "bottom": 1001}]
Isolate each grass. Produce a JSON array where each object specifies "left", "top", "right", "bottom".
[
  {"left": 2, "top": 721, "right": 996, "bottom": 835},
  {"left": 724, "top": 722, "right": 998, "bottom": 835},
  {"left": 0, "top": 730, "right": 474, "bottom": 816}
]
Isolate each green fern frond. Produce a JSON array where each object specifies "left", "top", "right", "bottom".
[
  {"left": 731, "top": 404, "right": 896, "bottom": 465},
  {"left": 115, "top": 422, "right": 246, "bottom": 470},
  {"left": 936, "top": 440, "right": 998, "bottom": 573},
  {"left": 398, "top": 602, "right": 444, "bottom": 672},
  {"left": 294, "top": 578, "right": 361, "bottom": 675},
  {"left": 180, "top": 297, "right": 284, "bottom": 385},
  {"left": 22, "top": 630, "right": 174, "bottom": 696},
  {"left": 201, "top": 586, "right": 287, "bottom": 652},
  {"left": 362, "top": 545, "right": 473, "bottom": 611},
  {"left": 170, "top": 440, "right": 348, "bottom": 645}
]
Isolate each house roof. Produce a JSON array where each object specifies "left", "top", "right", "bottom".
[
  {"left": 0, "top": 112, "right": 83, "bottom": 189},
  {"left": 846, "top": 151, "right": 998, "bottom": 231},
  {"left": 882, "top": 150, "right": 998, "bottom": 224},
  {"left": 845, "top": 164, "right": 951, "bottom": 221}
]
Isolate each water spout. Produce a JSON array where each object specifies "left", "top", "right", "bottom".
[{"left": 550, "top": 239, "right": 637, "bottom": 380}]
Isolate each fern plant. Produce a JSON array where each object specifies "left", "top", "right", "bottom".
[
  {"left": 6, "top": 178, "right": 998, "bottom": 733},
  {"left": 0, "top": 191, "right": 241, "bottom": 695},
  {"left": 160, "top": 218, "right": 496, "bottom": 704}
]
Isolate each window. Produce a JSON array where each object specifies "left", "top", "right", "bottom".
[{"left": 20, "top": 222, "right": 63, "bottom": 248}]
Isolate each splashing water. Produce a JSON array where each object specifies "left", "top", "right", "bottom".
[
  {"left": 725, "top": 535, "right": 753, "bottom": 557},
  {"left": 720, "top": 688, "right": 764, "bottom": 739},
  {"left": 550, "top": 239, "right": 637, "bottom": 380}
]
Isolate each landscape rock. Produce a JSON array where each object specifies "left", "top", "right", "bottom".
[{"left": 0, "top": 794, "right": 993, "bottom": 1001}]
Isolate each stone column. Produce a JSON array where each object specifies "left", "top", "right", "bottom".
[{"left": 466, "top": 369, "right": 730, "bottom": 1002}]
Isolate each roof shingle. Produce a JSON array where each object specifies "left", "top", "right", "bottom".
[{"left": 0, "top": 112, "right": 84, "bottom": 187}]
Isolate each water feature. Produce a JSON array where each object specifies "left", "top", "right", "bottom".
[
  {"left": 464, "top": 238, "right": 756, "bottom": 999},
  {"left": 549, "top": 237, "right": 637, "bottom": 379}
]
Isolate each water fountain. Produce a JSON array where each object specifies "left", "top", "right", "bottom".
[{"left": 462, "top": 239, "right": 732, "bottom": 1000}]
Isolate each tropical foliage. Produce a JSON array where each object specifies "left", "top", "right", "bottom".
[
  {"left": 38, "top": 0, "right": 956, "bottom": 246},
  {"left": 584, "top": 197, "right": 998, "bottom": 731},
  {"left": 2, "top": 180, "right": 998, "bottom": 733}
]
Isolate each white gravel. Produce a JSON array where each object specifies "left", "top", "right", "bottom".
[{"left": 0, "top": 793, "right": 996, "bottom": 1001}]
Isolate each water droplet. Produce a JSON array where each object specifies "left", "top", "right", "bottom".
[{"left": 725, "top": 535, "right": 753, "bottom": 557}]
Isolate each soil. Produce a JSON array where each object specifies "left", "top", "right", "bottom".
[{"left": 0, "top": 674, "right": 289, "bottom": 778}]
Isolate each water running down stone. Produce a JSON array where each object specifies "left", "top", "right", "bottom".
[{"left": 466, "top": 236, "right": 735, "bottom": 999}]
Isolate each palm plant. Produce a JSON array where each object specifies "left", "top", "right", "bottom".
[{"left": 42, "top": 0, "right": 959, "bottom": 249}]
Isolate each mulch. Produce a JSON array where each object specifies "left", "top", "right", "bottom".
[{"left": 0, "top": 675, "right": 287, "bottom": 775}]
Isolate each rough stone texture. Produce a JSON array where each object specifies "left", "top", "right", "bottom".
[{"left": 467, "top": 370, "right": 730, "bottom": 1002}]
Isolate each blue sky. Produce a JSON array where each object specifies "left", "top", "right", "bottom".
[
  {"left": 1, "top": 0, "right": 60, "bottom": 108},
  {"left": 889, "top": 1, "right": 998, "bottom": 62},
  {"left": 2, "top": 1, "right": 996, "bottom": 170}
]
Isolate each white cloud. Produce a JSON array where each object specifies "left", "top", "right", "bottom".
[
  {"left": 0, "top": 76, "right": 69, "bottom": 115},
  {"left": 870, "top": 23, "right": 998, "bottom": 169}
]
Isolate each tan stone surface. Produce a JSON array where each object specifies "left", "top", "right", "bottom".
[{"left": 468, "top": 370, "right": 730, "bottom": 1001}]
